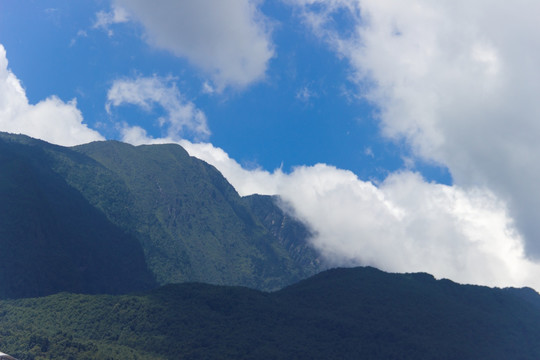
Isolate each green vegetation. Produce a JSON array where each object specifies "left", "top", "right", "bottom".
[
  {"left": 73, "top": 140, "right": 320, "bottom": 289},
  {"left": 73, "top": 140, "right": 321, "bottom": 289},
  {"left": 243, "top": 194, "right": 321, "bottom": 273},
  {"left": 1, "top": 267, "right": 540, "bottom": 359},
  {"left": 4, "top": 132, "right": 539, "bottom": 359},
  {"left": 0, "top": 132, "right": 321, "bottom": 298},
  {"left": 0, "top": 134, "right": 155, "bottom": 298}
]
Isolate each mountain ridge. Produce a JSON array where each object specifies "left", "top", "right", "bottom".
[
  {"left": 1, "top": 131, "right": 539, "bottom": 358},
  {"left": 0, "top": 133, "right": 156, "bottom": 298},
  {"left": 0, "top": 132, "right": 322, "bottom": 297},
  {"left": 0, "top": 266, "right": 539, "bottom": 359}
]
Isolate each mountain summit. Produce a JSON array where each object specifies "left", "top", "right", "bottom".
[{"left": 0, "top": 132, "right": 321, "bottom": 298}]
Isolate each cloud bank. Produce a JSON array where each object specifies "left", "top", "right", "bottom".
[
  {"left": 288, "top": 0, "right": 540, "bottom": 258},
  {"left": 0, "top": 45, "right": 103, "bottom": 146},
  {"left": 180, "top": 141, "right": 540, "bottom": 289},
  {"left": 112, "top": 0, "right": 274, "bottom": 89},
  {"left": 115, "top": 116, "right": 540, "bottom": 289}
]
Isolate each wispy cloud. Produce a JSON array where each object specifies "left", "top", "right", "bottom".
[
  {"left": 107, "top": 75, "right": 210, "bottom": 141},
  {"left": 295, "top": 86, "right": 318, "bottom": 103},
  {"left": 93, "top": 6, "right": 129, "bottom": 36}
]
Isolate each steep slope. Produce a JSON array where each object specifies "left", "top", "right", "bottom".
[
  {"left": 1, "top": 267, "right": 539, "bottom": 359},
  {"left": 0, "top": 132, "right": 320, "bottom": 295},
  {"left": 72, "top": 140, "right": 321, "bottom": 290},
  {"left": 0, "top": 133, "right": 155, "bottom": 298},
  {"left": 243, "top": 194, "right": 322, "bottom": 274},
  {"left": 0, "top": 133, "right": 321, "bottom": 294}
]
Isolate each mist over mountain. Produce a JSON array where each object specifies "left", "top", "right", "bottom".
[{"left": 0, "top": 132, "right": 321, "bottom": 298}]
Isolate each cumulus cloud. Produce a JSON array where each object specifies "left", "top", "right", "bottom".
[
  {"left": 112, "top": 0, "right": 274, "bottom": 89},
  {"left": 107, "top": 75, "right": 210, "bottom": 141},
  {"left": 0, "top": 45, "right": 104, "bottom": 146},
  {"left": 287, "top": 0, "right": 540, "bottom": 258},
  {"left": 291, "top": 170, "right": 533, "bottom": 285}
]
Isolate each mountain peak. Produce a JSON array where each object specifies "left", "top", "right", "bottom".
[{"left": 0, "top": 132, "right": 321, "bottom": 297}]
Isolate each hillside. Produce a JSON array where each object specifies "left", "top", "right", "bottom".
[
  {"left": 1, "top": 266, "right": 539, "bottom": 359},
  {"left": 0, "top": 134, "right": 155, "bottom": 298},
  {"left": 0, "top": 132, "right": 321, "bottom": 297},
  {"left": 243, "top": 194, "right": 321, "bottom": 272}
]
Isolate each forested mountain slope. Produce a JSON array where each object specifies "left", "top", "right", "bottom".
[
  {"left": 73, "top": 140, "right": 321, "bottom": 289},
  {"left": 0, "top": 134, "right": 155, "bottom": 298},
  {"left": 1, "top": 266, "right": 539, "bottom": 359},
  {"left": 0, "top": 132, "right": 321, "bottom": 297}
]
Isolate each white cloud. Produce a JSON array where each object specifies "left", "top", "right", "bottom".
[
  {"left": 93, "top": 6, "right": 130, "bottom": 36},
  {"left": 364, "top": 146, "right": 374, "bottom": 158},
  {"left": 107, "top": 75, "right": 210, "bottom": 141},
  {"left": 276, "top": 167, "right": 534, "bottom": 288},
  {"left": 0, "top": 45, "right": 104, "bottom": 146},
  {"left": 201, "top": 82, "right": 215, "bottom": 95},
  {"left": 288, "top": 0, "right": 540, "bottom": 258},
  {"left": 296, "top": 86, "right": 317, "bottom": 103},
  {"left": 112, "top": 0, "right": 274, "bottom": 89}
]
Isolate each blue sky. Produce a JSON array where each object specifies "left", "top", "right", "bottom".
[
  {"left": 0, "top": 0, "right": 450, "bottom": 183},
  {"left": 2, "top": 0, "right": 540, "bottom": 290}
]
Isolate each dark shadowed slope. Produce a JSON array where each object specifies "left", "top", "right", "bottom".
[
  {"left": 74, "top": 140, "right": 321, "bottom": 289},
  {"left": 0, "top": 132, "right": 321, "bottom": 296},
  {"left": 0, "top": 133, "right": 155, "bottom": 298}
]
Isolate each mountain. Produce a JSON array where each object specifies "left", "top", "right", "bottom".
[
  {"left": 1, "top": 266, "right": 539, "bottom": 359},
  {"left": 243, "top": 194, "right": 321, "bottom": 273},
  {"left": 0, "top": 134, "right": 155, "bottom": 298},
  {"left": 73, "top": 140, "right": 321, "bottom": 289},
  {"left": 0, "top": 132, "right": 321, "bottom": 297}
]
